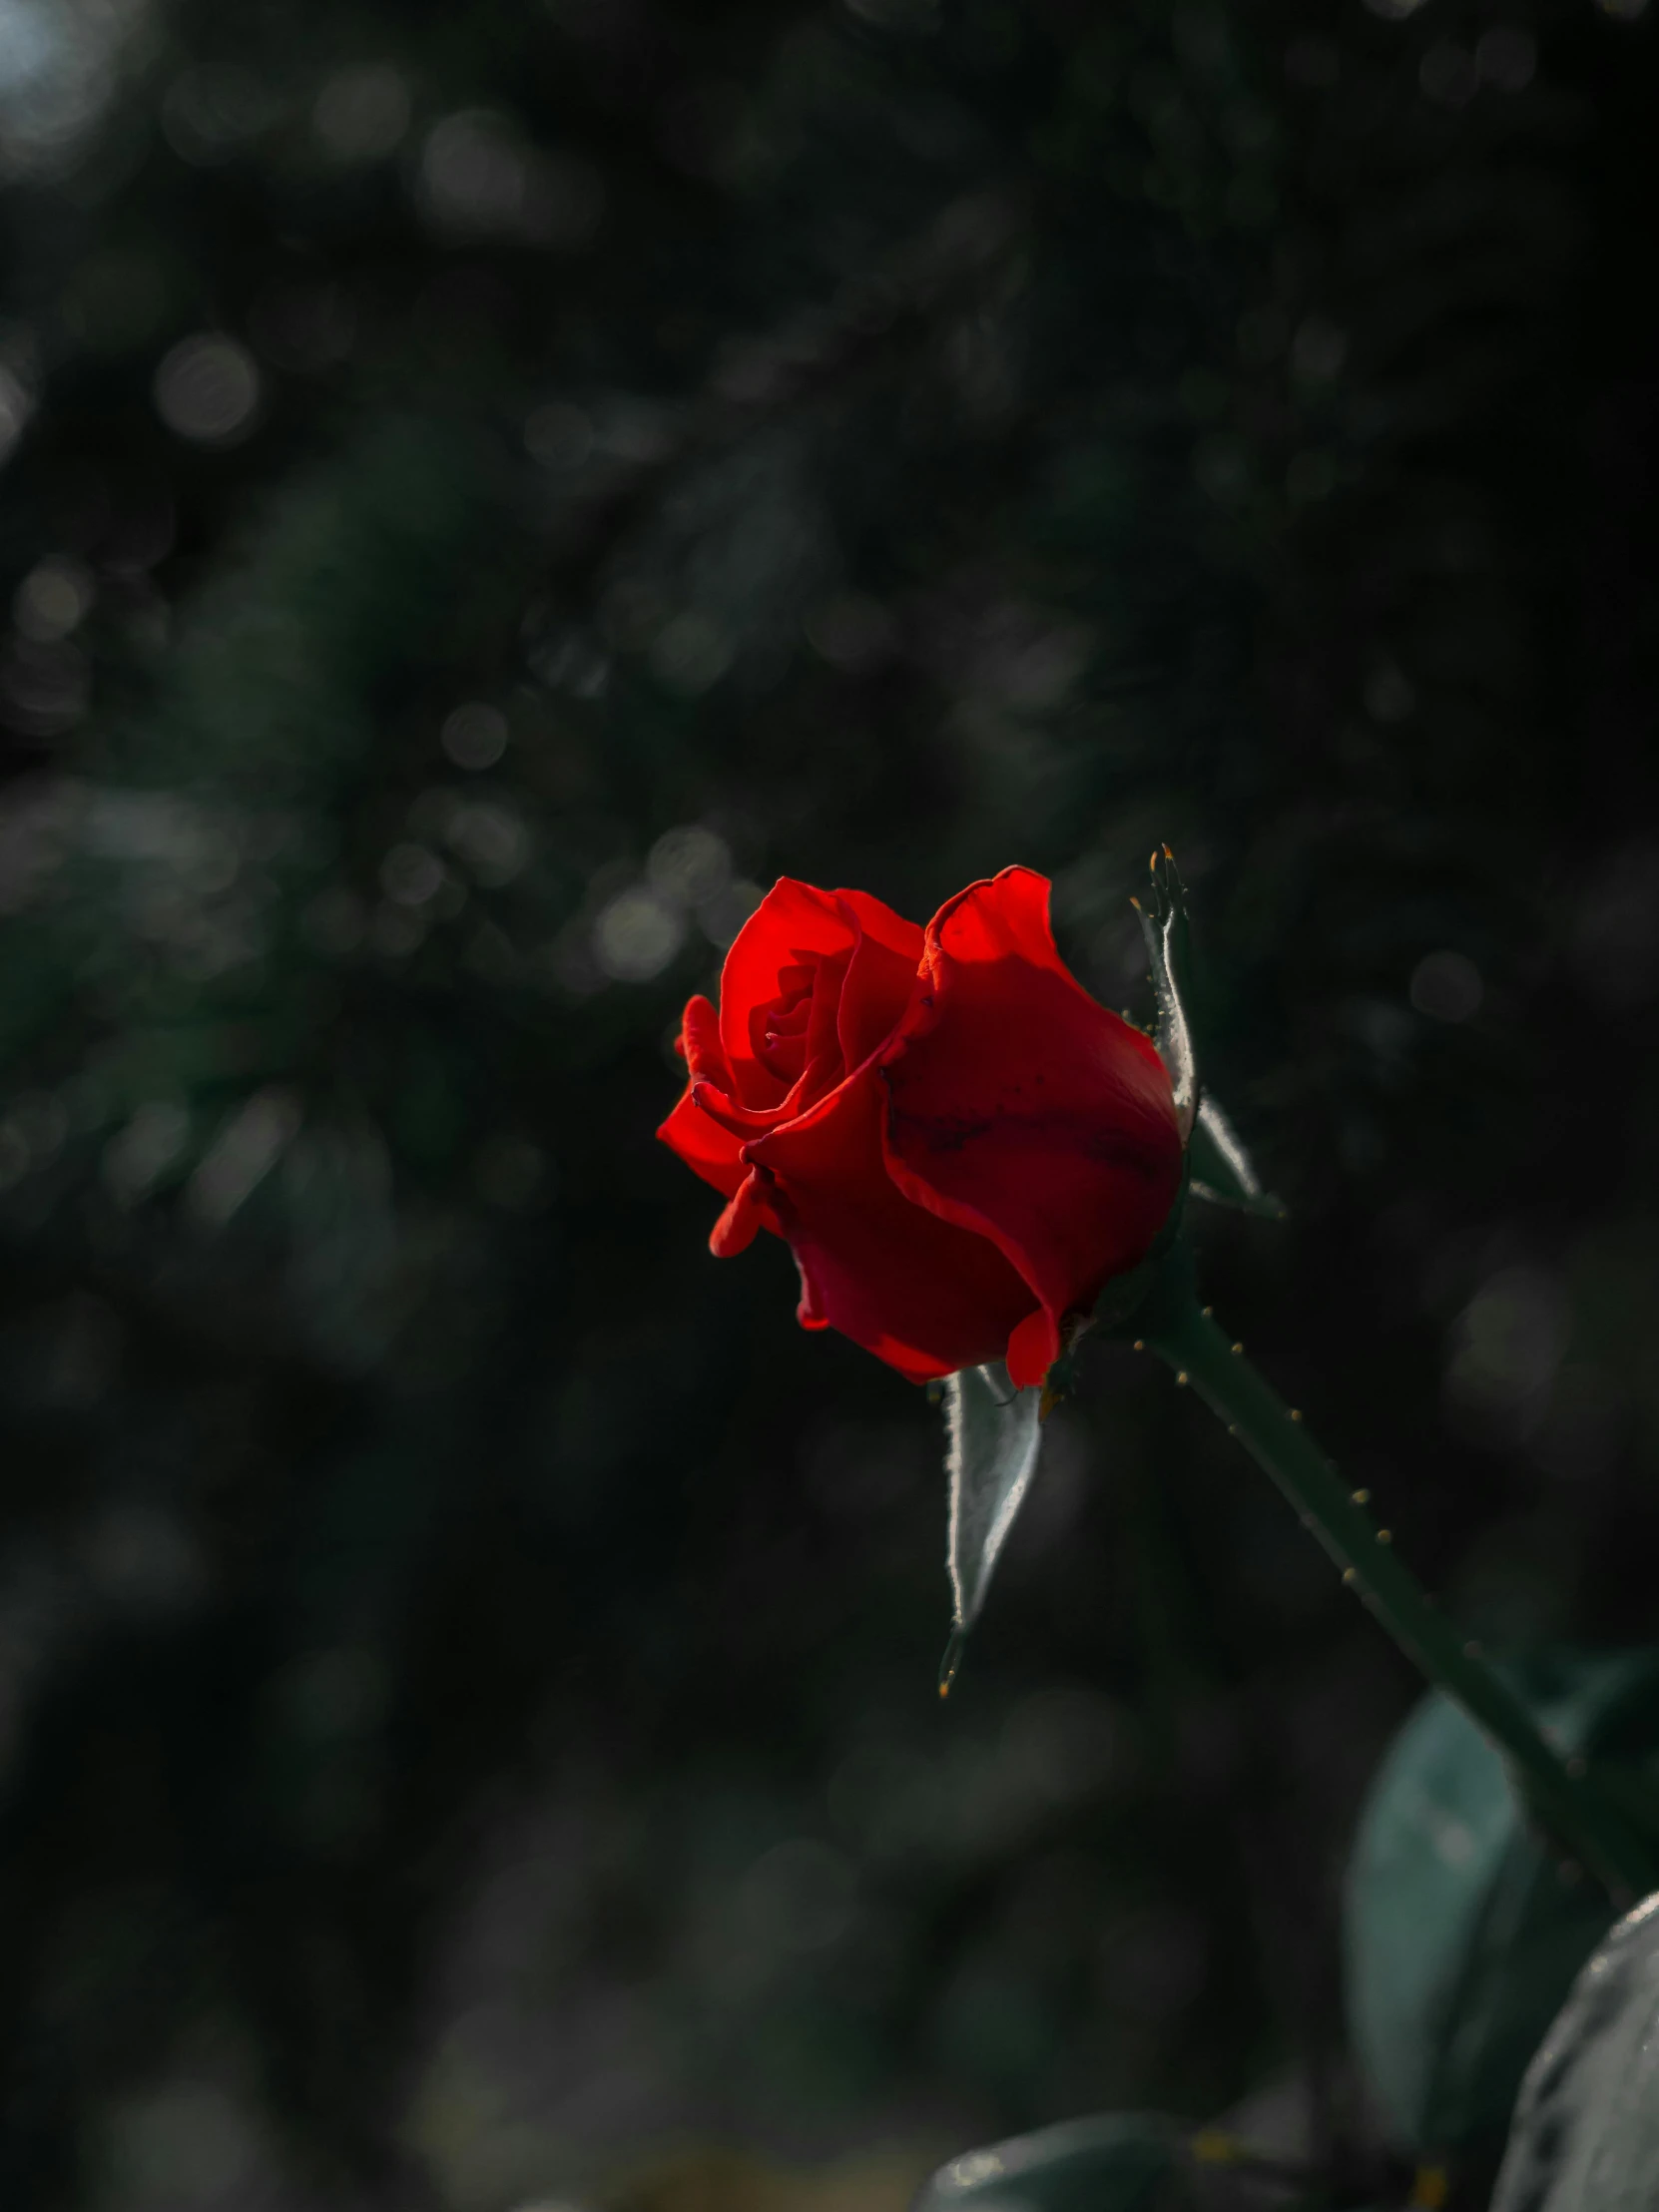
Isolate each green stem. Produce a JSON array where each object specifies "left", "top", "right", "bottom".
[{"left": 1143, "top": 1296, "right": 1658, "bottom": 1908}]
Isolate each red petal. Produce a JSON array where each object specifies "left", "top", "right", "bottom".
[
  {"left": 718, "top": 880, "right": 856, "bottom": 1106},
  {"left": 834, "top": 887, "right": 925, "bottom": 968},
  {"left": 710, "top": 1167, "right": 779, "bottom": 1256},
  {"left": 1006, "top": 1309, "right": 1059, "bottom": 1391},
  {"left": 802, "top": 945, "right": 852, "bottom": 1076},
  {"left": 883, "top": 867, "right": 1182, "bottom": 1377},
  {"left": 832, "top": 894, "right": 924, "bottom": 1070},
  {"left": 658, "top": 1086, "right": 746, "bottom": 1200},
  {"left": 689, "top": 1066, "right": 833, "bottom": 1144},
  {"left": 657, "top": 995, "right": 746, "bottom": 1196},
  {"left": 680, "top": 994, "right": 730, "bottom": 1084},
  {"left": 748, "top": 1063, "right": 1037, "bottom": 1382}
]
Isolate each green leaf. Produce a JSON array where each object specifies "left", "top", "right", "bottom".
[
  {"left": 913, "top": 2113, "right": 1189, "bottom": 2212},
  {"left": 1490, "top": 1892, "right": 1659, "bottom": 2212},
  {"left": 943, "top": 1362, "right": 1043, "bottom": 1653},
  {"left": 1344, "top": 1648, "right": 1659, "bottom": 2160},
  {"left": 1187, "top": 1095, "right": 1285, "bottom": 1220}
]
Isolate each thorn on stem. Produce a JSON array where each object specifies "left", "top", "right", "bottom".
[
  {"left": 1377, "top": 1528, "right": 1392, "bottom": 1545},
  {"left": 1352, "top": 1487, "right": 1371, "bottom": 1505}
]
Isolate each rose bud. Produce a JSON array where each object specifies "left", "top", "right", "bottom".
[{"left": 658, "top": 865, "right": 1184, "bottom": 1388}]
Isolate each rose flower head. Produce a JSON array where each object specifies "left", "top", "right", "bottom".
[{"left": 658, "top": 865, "right": 1184, "bottom": 1389}]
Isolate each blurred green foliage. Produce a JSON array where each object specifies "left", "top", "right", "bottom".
[
  {"left": 913, "top": 2110, "right": 1185, "bottom": 2210},
  {"left": 5, "top": 0, "right": 1659, "bottom": 2207},
  {"left": 1489, "top": 1892, "right": 1659, "bottom": 2212},
  {"left": 1345, "top": 1651, "right": 1659, "bottom": 2168}
]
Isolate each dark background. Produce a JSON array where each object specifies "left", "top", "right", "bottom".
[{"left": 3, "top": 0, "right": 1658, "bottom": 2205}]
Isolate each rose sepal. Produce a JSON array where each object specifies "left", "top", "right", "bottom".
[
  {"left": 937, "top": 1360, "right": 1043, "bottom": 1695},
  {"left": 1132, "top": 845, "right": 1197, "bottom": 1142},
  {"left": 1134, "top": 846, "right": 1283, "bottom": 1220},
  {"left": 1189, "top": 1096, "right": 1285, "bottom": 1220}
]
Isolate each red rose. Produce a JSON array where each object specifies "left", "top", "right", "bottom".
[{"left": 658, "top": 866, "right": 1183, "bottom": 1388}]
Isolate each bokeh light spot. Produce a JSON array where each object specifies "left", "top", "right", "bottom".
[
  {"left": 380, "top": 843, "right": 445, "bottom": 907},
  {"left": 647, "top": 825, "right": 731, "bottom": 907},
  {"left": 447, "top": 801, "right": 528, "bottom": 887},
  {"left": 12, "top": 555, "right": 93, "bottom": 641},
  {"left": 699, "top": 878, "right": 764, "bottom": 950},
  {"left": 153, "top": 334, "right": 262, "bottom": 446},
  {"left": 648, "top": 611, "right": 734, "bottom": 695},
  {"left": 0, "top": 0, "right": 124, "bottom": 178},
  {"left": 593, "top": 887, "right": 685, "bottom": 982},
  {"left": 186, "top": 1091, "right": 300, "bottom": 1225},
  {"left": 440, "top": 702, "right": 509, "bottom": 771},
  {"left": 416, "top": 110, "right": 605, "bottom": 246}
]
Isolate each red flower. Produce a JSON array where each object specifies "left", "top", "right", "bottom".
[{"left": 658, "top": 867, "right": 1183, "bottom": 1388}]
